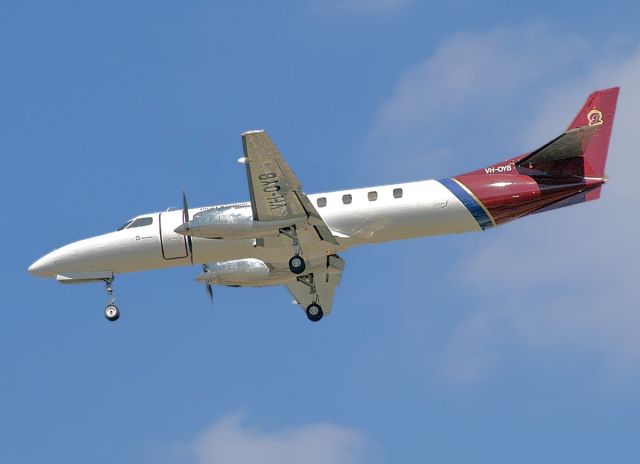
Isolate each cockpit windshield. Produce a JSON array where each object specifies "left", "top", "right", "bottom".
[
  {"left": 129, "top": 217, "right": 153, "bottom": 228},
  {"left": 116, "top": 216, "right": 153, "bottom": 231},
  {"left": 117, "top": 220, "right": 133, "bottom": 231}
]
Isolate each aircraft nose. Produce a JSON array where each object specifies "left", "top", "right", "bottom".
[{"left": 28, "top": 253, "right": 57, "bottom": 277}]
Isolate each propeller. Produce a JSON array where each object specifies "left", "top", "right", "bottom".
[
  {"left": 182, "top": 190, "right": 194, "bottom": 265},
  {"left": 182, "top": 191, "right": 213, "bottom": 304},
  {"left": 203, "top": 263, "right": 213, "bottom": 303}
]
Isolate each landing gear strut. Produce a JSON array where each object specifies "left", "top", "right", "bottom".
[
  {"left": 103, "top": 278, "right": 120, "bottom": 321},
  {"left": 297, "top": 274, "right": 323, "bottom": 322},
  {"left": 282, "top": 225, "right": 306, "bottom": 275}
]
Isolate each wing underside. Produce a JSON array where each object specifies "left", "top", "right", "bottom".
[
  {"left": 241, "top": 130, "right": 344, "bottom": 317},
  {"left": 242, "top": 130, "right": 338, "bottom": 246},
  {"left": 285, "top": 255, "right": 345, "bottom": 315}
]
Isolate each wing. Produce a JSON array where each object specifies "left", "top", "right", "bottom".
[
  {"left": 285, "top": 255, "right": 345, "bottom": 315},
  {"left": 242, "top": 130, "right": 338, "bottom": 245},
  {"left": 242, "top": 130, "right": 345, "bottom": 315}
]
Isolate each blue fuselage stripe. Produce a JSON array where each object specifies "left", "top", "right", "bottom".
[{"left": 439, "top": 178, "right": 493, "bottom": 230}]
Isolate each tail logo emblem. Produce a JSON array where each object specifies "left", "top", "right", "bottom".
[{"left": 587, "top": 109, "right": 604, "bottom": 127}]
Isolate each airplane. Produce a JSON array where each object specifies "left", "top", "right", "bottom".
[{"left": 28, "top": 87, "right": 619, "bottom": 322}]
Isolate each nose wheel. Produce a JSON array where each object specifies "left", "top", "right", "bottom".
[
  {"left": 105, "top": 304, "right": 120, "bottom": 321},
  {"left": 103, "top": 278, "right": 120, "bottom": 322}
]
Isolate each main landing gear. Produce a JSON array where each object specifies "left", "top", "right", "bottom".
[
  {"left": 282, "top": 226, "right": 323, "bottom": 322},
  {"left": 103, "top": 278, "right": 120, "bottom": 321},
  {"left": 297, "top": 274, "right": 323, "bottom": 322},
  {"left": 282, "top": 225, "right": 306, "bottom": 275},
  {"left": 289, "top": 255, "right": 306, "bottom": 274},
  {"left": 306, "top": 303, "right": 323, "bottom": 322}
]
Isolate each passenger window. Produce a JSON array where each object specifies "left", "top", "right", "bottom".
[
  {"left": 128, "top": 217, "right": 153, "bottom": 228},
  {"left": 393, "top": 188, "right": 403, "bottom": 199},
  {"left": 317, "top": 197, "right": 327, "bottom": 208},
  {"left": 342, "top": 194, "right": 352, "bottom": 205},
  {"left": 368, "top": 191, "right": 378, "bottom": 201}
]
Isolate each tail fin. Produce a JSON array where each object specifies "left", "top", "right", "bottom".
[
  {"left": 516, "top": 87, "right": 619, "bottom": 200},
  {"left": 449, "top": 88, "right": 620, "bottom": 226},
  {"left": 566, "top": 87, "right": 619, "bottom": 179}
]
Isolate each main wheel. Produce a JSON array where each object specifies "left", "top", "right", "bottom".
[
  {"left": 306, "top": 303, "right": 323, "bottom": 322},
  {"left": 105, "top": 304, "right": 120, "bottom": 321},
  {"left": 289, "top": 255, "right": 306, "bottom": 274}
]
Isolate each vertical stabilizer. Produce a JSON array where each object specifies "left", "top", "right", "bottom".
[{"left": 566, "top": 87, "right": 619, "bottom": 181}]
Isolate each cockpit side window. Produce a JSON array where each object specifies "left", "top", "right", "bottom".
[
  {"left": 128, "top": 217, "right": 153, "bottom": 228},
  {"left": 117, "top": 220, "right": 133, "bottom": 231}
]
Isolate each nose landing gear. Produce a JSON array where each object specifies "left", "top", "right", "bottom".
[
  {"left": 105, "top": 304, "right": 120, "bottom": 321},
  {"left": 103, "top": 279, "right": 120, "bottom": 321}
]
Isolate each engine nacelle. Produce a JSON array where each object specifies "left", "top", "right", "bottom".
[
  {"left": 196, "top": 259, "right": 274, "bottom": 286},
  {"left": 174, "top": 204, "right": 298, "bottom": 239}
]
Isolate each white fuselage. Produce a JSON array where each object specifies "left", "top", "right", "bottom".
[{"left": 28, "top": 179, "right": 481, "bottom": 278}]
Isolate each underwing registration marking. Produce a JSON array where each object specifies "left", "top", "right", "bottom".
[{"left": 259, "top": 172, "right": 288, "bottom": 213}]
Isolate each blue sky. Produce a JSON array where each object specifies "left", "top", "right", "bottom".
[{"left": 3, "top": 1, "right": 640, "bottom": 462}]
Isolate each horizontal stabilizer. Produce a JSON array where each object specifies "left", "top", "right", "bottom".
[
  {"left": 516, "top": 87, "right": 618, "bottom": 203},
  {"left": 451, "top": 87, "right": 620, "bottom": 225},
  {"left": 517, "top": 87, "right": 618, "bottom": 184}
]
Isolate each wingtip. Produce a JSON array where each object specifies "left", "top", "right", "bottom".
[{"left": 241, "top": 129, "right": 265, "bottom": 136}]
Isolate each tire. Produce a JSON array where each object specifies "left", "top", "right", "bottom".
[
  {"left": 306, "top": 303, "right": 323, "bottom": 322},
  {"left": 105, "top": 304, "right": 120, "bottom": 321},
  {"left": 288, "top": 255, "right": 306, "bottom": 274}
]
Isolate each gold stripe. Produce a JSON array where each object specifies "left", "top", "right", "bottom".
[{"left": 450, "top": 178, "right": 497, "bottom": 226}]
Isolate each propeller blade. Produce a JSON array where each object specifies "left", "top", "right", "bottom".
[
  {"left": 187, "top": 237, "right": 194, "bottom": 265},
  {"left": 182, "top": 190, "right": 190, "bottom": 222},
  {"left": 182, "top": 190, "right": 194, "bottom": 265},
  {"left": 203, "top": 264, "right": 213, "bottom": 303}
]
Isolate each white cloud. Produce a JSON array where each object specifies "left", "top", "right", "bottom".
[
  {"left": 371, "top": 25, "right": 640, "bottom": 384},
  {"left": 367, "top": 25, "right": 591, "bottom": 179},
  {"left": 176, "top": 414, "right": 367, "bottom": 464},
  {"left": 438, "top": 48, "right": 640, "bottom": 384}
]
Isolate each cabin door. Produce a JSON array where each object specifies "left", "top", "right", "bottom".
[{"left": 159, "top": 211, "right": 189, "bottom": 260}]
